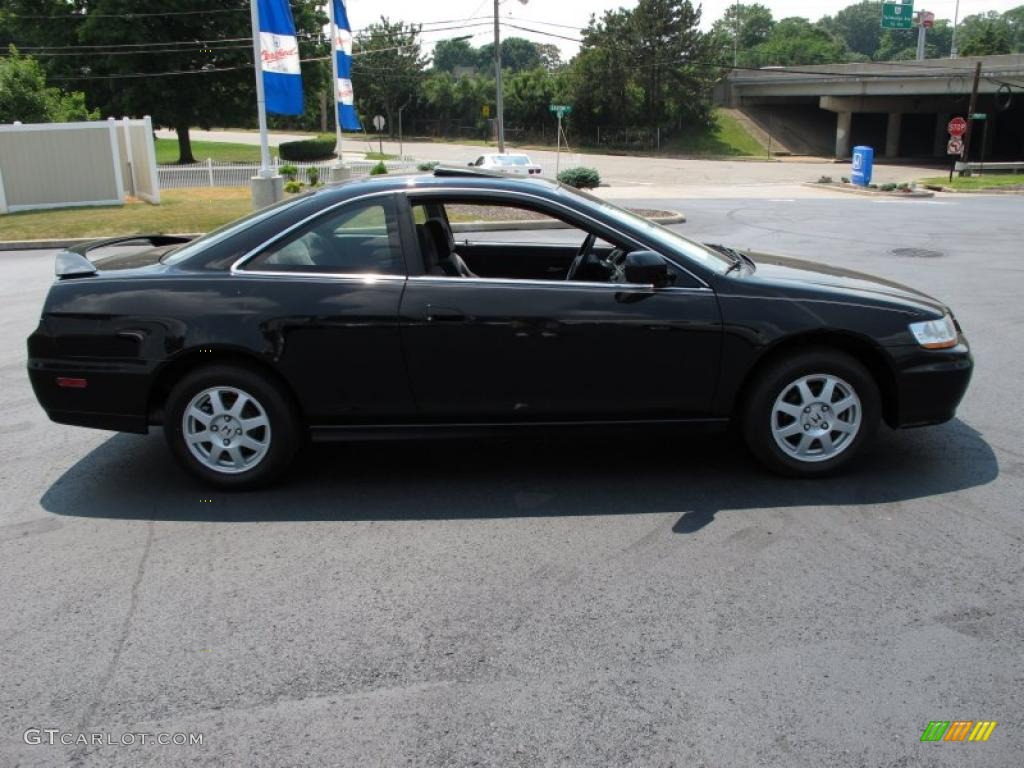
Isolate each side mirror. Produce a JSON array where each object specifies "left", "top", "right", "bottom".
[{"left": 624, "top": 251, "right": 673, "bottom": 288}]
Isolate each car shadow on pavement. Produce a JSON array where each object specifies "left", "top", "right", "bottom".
[{"left": 40, "top": 418, "right": 998, "bottom": 533}]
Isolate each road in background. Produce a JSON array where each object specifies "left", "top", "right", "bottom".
[
  {"left": 1, "top": 194, "right": 1021, "bottom": 767},
  {"left": 158, "top": 128, "right": 941, "bottom": 189}
]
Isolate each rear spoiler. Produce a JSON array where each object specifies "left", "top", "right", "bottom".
[{"left": 55, "top": 235, "right": 194, "bottom": 279}]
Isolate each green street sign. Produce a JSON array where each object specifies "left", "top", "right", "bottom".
[
  {"left": 549, "top": 104, "right": 572, "bottom": 117},
  {"left": 881, "top": 1, "right": 914, "bottom": 29},
  {"left": 971, "top": 112, "right": 988, "bottom": 120}
]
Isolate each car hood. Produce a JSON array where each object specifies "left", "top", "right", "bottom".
[{"left": 740, "top": 250, "right": 947, "bottom": 316}]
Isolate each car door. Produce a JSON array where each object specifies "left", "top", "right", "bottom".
[
  {"left": 233, "top": 192, "right": 416, "bottom": 424},
  {"left": 397, "top": 191, "right": 722, "bottom": 421}
]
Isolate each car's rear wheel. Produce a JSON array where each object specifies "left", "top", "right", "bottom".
[
  {"left": 164, "top": 365, "right": 300, "bottom": 489},
  {"left": 742, "top": 348, "right": 880, "bottom": 476}
]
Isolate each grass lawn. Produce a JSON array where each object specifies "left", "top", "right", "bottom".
[
  {"left": 506, "top": 108, "right": 766, "bottom": 158},
  {"left": 155, "top": 139, "right": 275, "bottom": 165},
  {"left": 660, "top": 109, "right": 766, "bottom": 157},
  {"left": 0, "top": 188, "right": 252, "bottom": 241},
  {"left": 919, "top": 173, "right": 1024, "bottom": 191}
]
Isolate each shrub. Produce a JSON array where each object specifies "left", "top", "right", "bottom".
[
  {"left": 557, "top": 167, "right": 601, "bottom": 189},
  {"left": 279, "top": 138, "right": 335, "bottom": 161},
  {"left": 284, "top": 180, "right": 303, "bottom": 194},
  {"left": 369, "top": 161, "right": 388, "bottom": 176},
  {"left": 278, "top": 164, "right": 298, "bottom": 182},
  {"left": 880, "top": 182, "right": 897, "bottom": 191},
  {"left": 817, "top": 175, "right": 833, "bottom": 184},
  {"left": 306, "top": 166, "right": 320, "bottom": 186},
  {"left": 417, "top": 161, "right": 440, "bottom": 171},
  {"left": 840, "top": 176, "right": 850, "bottom": 184}
]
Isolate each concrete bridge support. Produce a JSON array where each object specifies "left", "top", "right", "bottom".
[
  {"left": 885, "top": 113, "right": 902, "bottom": 157},
  {"left": 835, "top": 111, "right": 852, "bottom": 159}
]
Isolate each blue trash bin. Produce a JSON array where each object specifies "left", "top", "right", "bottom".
[{"left": 851, "top": 145, "right": 874, "bottom": 186}]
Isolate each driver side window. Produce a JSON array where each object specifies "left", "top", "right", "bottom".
[
  {"left": 244, "top": 197, "right": 403, "bottom": 275},
  {"left": 410, "top": 199, "right": 622, "bottom": 283}
]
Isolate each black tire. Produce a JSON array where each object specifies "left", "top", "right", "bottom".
[
  {"left": 163, "top": 364, "right": 301, "bottom": 489},
  {"left": 742, "top": 347, "right": 881, "bottom": 477}
]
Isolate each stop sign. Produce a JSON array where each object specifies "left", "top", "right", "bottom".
[{"left": 948, "top": 117, "right": 967, "bottom": 137}]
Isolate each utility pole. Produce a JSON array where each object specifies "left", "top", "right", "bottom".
[
  {"left": 950, "top": 0, "right": 961, "bottom": 57},
  {"left": 960, "top": 61, "right": 983, "bottom": 175},
  {"left": 733, "top": 3, "right": 741, "bottom": 67},
  {"left": 916, "top": 15, "right": 926, "bottom": 60},
  {"left": 493, "top": 0, "right": 505, "bottom": 152}
]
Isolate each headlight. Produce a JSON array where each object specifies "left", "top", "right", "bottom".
[{"left": 909, "top": 314, "right": 958, "bottom": 349}]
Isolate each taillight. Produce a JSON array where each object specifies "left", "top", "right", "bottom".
[{"left": 56, "top": 377, "right": 88, "bottom": 389}]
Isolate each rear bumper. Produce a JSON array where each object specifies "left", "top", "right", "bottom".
[
  {"left": 890, "top": 342, "right": 973, "bottom": 428},
  {"left": 28, "top": 358, "right": 151, "bottom": 434}
]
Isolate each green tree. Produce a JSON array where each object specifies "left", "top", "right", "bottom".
[
  {"left": 630, "top": 0, "right": 717, "bottom": 128},
  {"left": 75, "top": 0, "right": 326, "bottom": 163},
  {"left": 712, "top": 3, "right": 776, "bottom": 56},
  {"left": 0, "top": 47, "right": 98, "bottom": 123},
  {"left": 876, "top": 19, "right": 953, "bottom": 59},
  {"left": 352, "top": 18, "right": 426, "bottom": 136},
  {"left": 1003, "top": 5, "right": 1024, "bottom": 51},
  {"left": 432, "top": 38, "right": 477, "bottom": 72},
  {"left": 958, "top": 12, "right": 1013, "bottom": 55},
  {"left": 477, "top": 37, "right": 544, "bottom": 73},
  {"left": 819, "top": 1, "right": 884, "bottom": 59},
  {"left": 504, "top": 66, "right": 555, "bottom": 129},
  {"left": 535, "top": 43, "right": 563, "bottom": 71},
  {"left": 751, "top": 17, "right": 849, "bottom": 65}
]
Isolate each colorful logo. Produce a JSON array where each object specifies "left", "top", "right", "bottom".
[{"left": 921, "top": 721, "right": 997, "bottom": 742}]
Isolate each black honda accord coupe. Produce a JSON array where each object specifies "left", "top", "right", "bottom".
[{"left": 28, "top": 169, "right": 973, "bottom": 488}]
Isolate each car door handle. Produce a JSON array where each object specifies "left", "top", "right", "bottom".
[{"left": 425, "top": 305, "right": 465, "bottom": 323}]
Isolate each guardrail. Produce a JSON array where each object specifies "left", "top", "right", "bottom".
[
  {"left": 157, "top": 157, "right": 419, "bottom": 188},
  {"left": 954, "top": 160, "right": 1024, "bottom": 173}
]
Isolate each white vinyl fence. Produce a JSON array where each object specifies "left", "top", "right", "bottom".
[
  {"left": 158, "top": 157, "right": 419, "bottom": 189},
  {"left": 116, "top": 116, "right": 160, "bottom": 204},
  {"left": 0, "top": 116, "right": 160, "bottom": 213}
]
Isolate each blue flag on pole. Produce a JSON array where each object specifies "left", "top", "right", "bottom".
[
  {"left": 258, "top": 0, "right": 303, "bottom": 115},
  {"left": 332, "top": 0, "right": 362, "bottom": 130}
]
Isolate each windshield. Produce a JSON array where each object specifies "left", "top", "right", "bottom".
[
  {"left": 564, "top": 186, "right": 734, "bottom": 274},
  {"left": 161, "top": 193, "right": 311, "bottom": 265},
  {"left": 492, "top": 155, "right": 530, "bottom": 166}
]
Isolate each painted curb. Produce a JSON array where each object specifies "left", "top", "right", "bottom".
[
  {"left": 802, "top": 182, "right": 934, "bottom": 198},
  {"left": 0, "top": 212, "right": 686, "bottom": 251},
  {"left": 923, "top": 185, "right": 1024, "bottom": 195}
]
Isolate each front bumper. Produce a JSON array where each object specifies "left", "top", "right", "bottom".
[{"left": 890, "top": 341, "right": 973, "bottom": 428}]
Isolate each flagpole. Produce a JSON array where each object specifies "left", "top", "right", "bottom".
[
  {"left": 326, "top": 0, "right": 343, "bottom": 161},
  {"left": 249, "top": 0, "right": 272, "bottom": 177}
]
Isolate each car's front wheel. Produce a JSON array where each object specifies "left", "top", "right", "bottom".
[
  {"left": 743, "top": 348, "right": 881, "bottom": 476},
  {"left": 164, "top": 365, "right": 300, "bottom": 489}
]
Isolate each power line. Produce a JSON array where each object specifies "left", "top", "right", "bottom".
[
  {"left": 11, "top": 37, "right": 254, "bottom": 51},
  {"left": 5, "top": 7, "right": 249, "bottom": 20},
  {"left": 24, "top": 45, "right": 254, "bottom": 58}
]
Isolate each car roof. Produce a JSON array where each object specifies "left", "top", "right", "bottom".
[{"left": 306, "top": 170, "right": 562, "bottom": 204}]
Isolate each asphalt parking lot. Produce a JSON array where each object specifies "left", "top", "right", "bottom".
[{"left": 1, "top": 193, "right": 1021, "bottom": 767}]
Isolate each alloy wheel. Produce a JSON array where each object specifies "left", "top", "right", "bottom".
[
  {"left": 770, "top": 373, "right": 861, "bottom": 463},
  {"left": 182, "top": 386, "right": 272, "bottom": 474}
]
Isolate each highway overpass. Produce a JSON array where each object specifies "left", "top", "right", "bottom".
[{"left": 719, "top": 54, "right": 1024, "bottom": 160}]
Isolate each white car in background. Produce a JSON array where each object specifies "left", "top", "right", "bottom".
[{"left": 469, "top": 153, "right": 542, "bottom": 176}]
